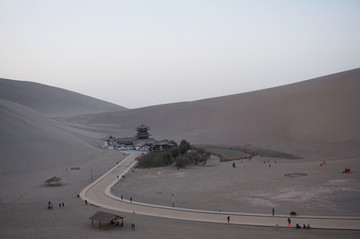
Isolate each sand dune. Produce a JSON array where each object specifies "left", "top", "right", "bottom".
[
  {"left": 0, "top": 98, "right": 105, "bottom": 201},
  {"left": 0, "top": 69, "right": 359, "bottom": 238},
  {"left": 1, "top": 68, "right": 359, "bottom": 199},
  {"left": 64, "top": 68, "right": 360, "bottom": 156},
  {"left": 0, "top": 78, "right": 126, "bottom": 117}
]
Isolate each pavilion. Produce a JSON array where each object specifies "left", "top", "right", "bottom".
[
  {"left": 44, "top": 176, "right": 62, "bottom": 186},
  {"left": 89, "top": 211, "right": 124, "bottom": 229}
]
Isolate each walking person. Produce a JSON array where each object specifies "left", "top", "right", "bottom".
[
  {"left": 288, "top": 218, "right": 291, "bottom": 226},
  {"left": 272, "top": 208, "right": 275, "bottom": 216},
  {"left": 227, "top": 216, "right": 230, "bottom": 223}
]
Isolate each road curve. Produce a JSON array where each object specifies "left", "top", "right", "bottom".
[{"left": 80, "top": 153, "right": 360, "bottom": 230}]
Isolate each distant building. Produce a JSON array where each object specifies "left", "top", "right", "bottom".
[
  {"left": 102, "top": 124, "right": 177, "bottom": 152},
  {"left": 136, "top": 124, "right": 151, "bottom": 139},
  {"left": 101, "top": 135, "right": 117, "bottom": 149}
]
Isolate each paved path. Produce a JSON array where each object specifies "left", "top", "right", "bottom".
[{"left": 80, "top": 153, "right": 360, "bottom": 230}]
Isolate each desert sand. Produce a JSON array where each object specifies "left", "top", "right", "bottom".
[
  {"left": 113, "top": 155, "right": 360, "bottom": 217},
  {"left": 0, "top": 69, "right": 360, "bottom": 238}
]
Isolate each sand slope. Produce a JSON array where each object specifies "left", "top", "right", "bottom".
[
  {"left": 0, "top": 98, "right": 106, "bottom": 200},
  {"left": 0, "top": 69, "right": 359, "bottom": 238},
  {"left": 64, "top": 68, "right": 360, "bottom": 156},
  {"left": 0, "top": 78, "right": 126, "bottom": 117}
]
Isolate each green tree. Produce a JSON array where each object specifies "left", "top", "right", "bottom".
[
  {"left": 179, "top": 139, "right": 190, "bottom": 155},
  {"left": 171, "top": 148, "right": 180, "bottom": 158},
  {"left": 187, "top": 150, "right": 200, "bottom": 164},
  {"left": 175, "top": 156, "right": 190, "bottom": 168},
  {"left": 162, "top": 152, "right": 172, "bottom": 165}
]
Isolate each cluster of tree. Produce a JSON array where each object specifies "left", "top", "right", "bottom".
[
  {"left": 172, "top": 140, "right": 210, "bottom": 168},
  {"left": 136, "top": 139, "right": 210, "bottom": 169}
]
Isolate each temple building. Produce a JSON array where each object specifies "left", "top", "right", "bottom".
[
  {"left": 102, "top": 124, "right": 176, "bottom": 152},
  {"left": 136, "top": 124, "right": 151, "bottom": 139}
]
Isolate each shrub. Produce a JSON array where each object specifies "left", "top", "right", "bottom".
[
  {"left": 175, "top": 156, "right": 190, "bottom": 168},
  {"left": 162, "top": 152, "right": 172, "bottom": 165},
  {"left": 137, "top": 152, "right": 173, "bottom": 168},
  {"left": 179, "top": 139, "right": 191, "bottom": 155},
  {"left": 136, "top": 140, "right": 210, "bottom": 169},
  {"left": 171, "top": 148, "right": 180, "bottom": 158}
]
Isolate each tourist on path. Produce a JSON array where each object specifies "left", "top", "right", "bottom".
[
  {"left": 272, "top": 208, "right": 274, "bottom": 216},
  {"left": 227, "top": 216, "right": 230, "bottom": 223}
]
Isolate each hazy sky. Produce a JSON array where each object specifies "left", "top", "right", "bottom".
[{"left": 1, "top": 1, "right": 359, "bottom": 108}]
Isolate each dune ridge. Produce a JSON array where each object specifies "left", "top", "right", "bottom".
[
  {"left": 0, "top": 69, "right": 359, "bottom": 238},
  {"left": 63, "top": 68, "right": 360, "bottom": 155},
  {"left": 0, "top": 78, "right": 127, "bottom": 117}
]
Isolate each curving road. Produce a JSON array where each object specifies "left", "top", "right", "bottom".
[{"left": 80, "top": 153, "right": 360, "bottom": 230}]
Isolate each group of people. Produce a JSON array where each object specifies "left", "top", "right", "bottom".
[
  {"left": 47, "top": 201, "right": 64, "bottom": 209},
  {"left": 342, "top": 168, "right": 351, "bottom": 173},
  {"left": 296, "top": 223, "right": 311, "bottom": 229},
  {"left": 288, "top": 218, "right": 311, "bottom": 229},
  {"left": 120, "top": 195, "right": 132, "bottom": 202}
]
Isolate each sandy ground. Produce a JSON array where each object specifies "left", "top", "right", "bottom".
[
  {"left": 1, "top": 150, "right": 359, "bottom": 239},
  {"left": 113, "top": 154, "right": 360, "bottom": 217},
  {"left": 1, "top": 70, "right": 360, "bottom": 238}
]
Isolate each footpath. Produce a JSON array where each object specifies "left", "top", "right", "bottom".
[{"left": 80, "top": 153, "right": 360, "bottom": 230}]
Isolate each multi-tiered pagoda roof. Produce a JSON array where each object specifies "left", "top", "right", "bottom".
[{"left": 136, "top": 123, "right": 151, "bottom": 139}]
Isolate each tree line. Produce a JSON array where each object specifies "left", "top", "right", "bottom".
[{"left": 136, "top": 140, "right": 210, "bottom": 169}]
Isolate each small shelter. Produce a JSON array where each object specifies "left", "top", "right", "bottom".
[
  {"left": 89, "top": 211, "right": 124, "bottom": 229},
  {"left": 44, "top": 176, "right": 62, "bottom": 186}
]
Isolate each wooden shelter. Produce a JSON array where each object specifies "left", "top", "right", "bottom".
[
  {"left": 44, "top": 176, "right": 62, "bottom": 186},
  {"left": 89, "top": 211, "right": 124, "bottom": 229}
]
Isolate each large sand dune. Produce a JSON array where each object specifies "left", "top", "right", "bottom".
[
  {"left": 0, "top": 78, "right": 129, "bottom": 201},
  {"left": 0, "top": 69, "right": 359, "bottom": 238},
  {"left": 0, "top": 78, "right": 126, "bottom": 117},
  {"left": 0, "top": 98, "right": 105, "bottom": 201},
  {"left": 64, "top": 68, "right": 360, "bottom": 156}
]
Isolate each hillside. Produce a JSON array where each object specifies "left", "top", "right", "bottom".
[
  {"left": 0, "top": 98, "right": 107, "bottom": 200},
  {"left": 63, "top": 68, "right": 360, "bottom": 155},
  {"left": 0, "top": 78, "right": 126, "bottom": 117},
  {"left": 0, "top": 79, "right": 126, "bottom": 201},
  {"left": 1, "top": 68, "right": 359, "bottom": 201}
]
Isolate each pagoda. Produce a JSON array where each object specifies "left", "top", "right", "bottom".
[{"left": 135, "top": 124, "right": 151, "bottom": 139}]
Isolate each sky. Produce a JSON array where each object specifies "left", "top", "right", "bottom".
[{"left": 0, "top": 0, "right": 359, "bottom": 109}]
